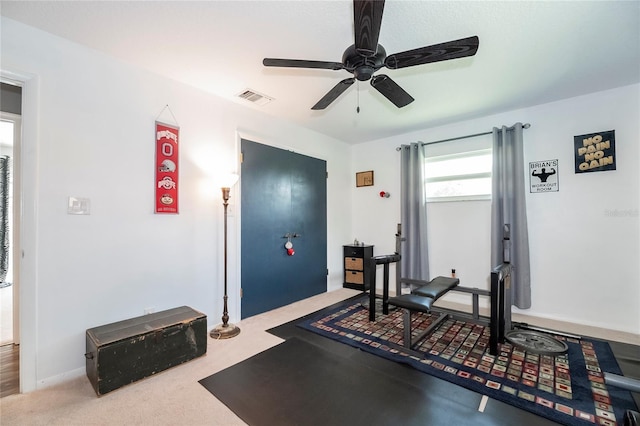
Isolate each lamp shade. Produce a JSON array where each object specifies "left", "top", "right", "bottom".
[{"left": 218, "top": 173, "right": 239, "bottom": 189}]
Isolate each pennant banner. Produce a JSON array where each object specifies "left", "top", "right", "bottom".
[{"left": 155, "top": 121, "right": 179, "bottom": 214}]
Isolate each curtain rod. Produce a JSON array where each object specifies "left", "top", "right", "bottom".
[{"left": 395, "top": 123, "right": 531, "bottom": 151}]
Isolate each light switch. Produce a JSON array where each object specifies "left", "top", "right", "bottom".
[{"left": 68, "top": 197, "right": 90, "bottom": 215}]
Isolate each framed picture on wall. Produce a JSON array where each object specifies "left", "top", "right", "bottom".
[
  {"left": 356, "top": 170, "right": 374, "bottom": 187},
  {"left": 574, "top": 130, "right": 616, "bottom": 173}
]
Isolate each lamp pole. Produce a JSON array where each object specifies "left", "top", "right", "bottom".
[{"left": 210, "top": 183, "right": 240, "bottom": 339}]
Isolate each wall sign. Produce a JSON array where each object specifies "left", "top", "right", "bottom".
[
  {"left": 155, "top": 121, "right": 179, "bottom": 214},
  {"left": 530, "top": 159, "right": 559, "bottom": 193},
  {"left": 574, "top": 130, "right": 616, "bottom": 173},
  {"left": 356, "top": 170, "right": 374, "bottom": 187}
]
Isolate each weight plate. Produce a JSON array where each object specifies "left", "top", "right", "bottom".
[{"left": 505, "top": 330, "right": 569, "bottom": 355}]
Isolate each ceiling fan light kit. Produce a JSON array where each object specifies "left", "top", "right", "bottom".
[{"left": 263, "top": 0, "right": 479, "bottom": 110}]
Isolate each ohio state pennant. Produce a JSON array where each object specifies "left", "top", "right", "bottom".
[{"left": 155, "top": 122, "right": 179, "bottom": 214}]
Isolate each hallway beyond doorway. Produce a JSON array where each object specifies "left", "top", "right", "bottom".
[{"left": 0, "top": 283, "right": 12, "bottom": 345}]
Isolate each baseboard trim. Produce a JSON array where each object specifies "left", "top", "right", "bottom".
[
  {"left": 38, "top": 367, "right": 85, "bottom": 390},
  {"left": 434, "top": 299, "right": 640, "bottom": 345}
]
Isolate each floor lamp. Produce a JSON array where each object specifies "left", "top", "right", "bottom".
[{"left": 210, "top": 173, "right": 241, "bottom": 339}]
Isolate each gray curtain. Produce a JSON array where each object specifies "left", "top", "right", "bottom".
[
  {"left": 400, "top": 143, "right": 429, "bottom": 280},
  {"left": 491, "top": 124, "right": 531, "bottom": 308},
  {"left": 0, "top": 156, "right": 9, "bottom": 285}
]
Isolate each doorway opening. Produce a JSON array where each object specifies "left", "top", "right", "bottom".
[{"left": 0, "top": 80, "right": 21, "bottom": 398}]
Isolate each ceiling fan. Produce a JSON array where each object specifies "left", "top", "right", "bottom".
[{"left": 263, "top": 0, "right": 479, "bottom": 110}]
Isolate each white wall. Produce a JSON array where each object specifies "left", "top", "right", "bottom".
[
  {"left": 351, "top": 83, "right": 640, "bottom": 336},
  {"left": 1, "top": 17, "right": 352, "bottom": 390}
]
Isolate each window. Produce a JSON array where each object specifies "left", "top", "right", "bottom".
[{"left": 424, "top": 148, "right": 492, "bottom": 201}]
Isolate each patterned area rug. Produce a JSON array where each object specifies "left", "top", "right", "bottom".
[{"left": 298, "top": 296, "right": 637, "bottom": 426}]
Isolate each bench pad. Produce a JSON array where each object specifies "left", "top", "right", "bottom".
[
  {"left": 412, "top": 276, "right": 459, "bottom": 300},
  {"left": 372, "top": 254, "right": 401, "bottom": 264},
  {"left": 387, "top": 294, "right": 434, "bottom": 313}
]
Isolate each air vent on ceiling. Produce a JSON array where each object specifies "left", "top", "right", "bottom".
[{"left": 237, "top": 89, "right": 273, "bottom": 106}]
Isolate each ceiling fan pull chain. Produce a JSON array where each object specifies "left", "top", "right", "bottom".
[{"left": 357, "top": 81, "right": 360, "bottom": 113}]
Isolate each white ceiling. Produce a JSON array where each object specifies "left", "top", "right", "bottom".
[{"left": 2, "top": 1, "right": 639, "bottom": 144}]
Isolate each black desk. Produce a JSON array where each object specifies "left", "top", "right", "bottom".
[{"left": 368, "top": 254, "right": 401, "bottom": 321}]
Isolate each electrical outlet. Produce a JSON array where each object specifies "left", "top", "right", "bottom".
[
  {"left": 68, "top": 196, "right": 90, "bottom": 215},
  {"left": 144, "top": 307, "right": 155, "bottom": 315}
]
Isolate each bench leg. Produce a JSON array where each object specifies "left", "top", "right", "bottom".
[
  {"left": 382, "top": 263, "right": 390, "bottom": 315},
  {"left": 369, "top": 258, "right": 377, "bottom": 321},
  {"left": 402, "top": 309, "right": 411, "bottom": 348},
  {"left": 402, "top": 310, "right": 450, "bottom": 350}
]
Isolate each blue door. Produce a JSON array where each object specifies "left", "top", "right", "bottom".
[{"left": 241, "top": 139, "right": 327, "bottom": 318}]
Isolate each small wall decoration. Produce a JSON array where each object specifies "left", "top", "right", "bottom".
[
  {"left": 574, "top": 130, "right": 616, "bottom": 173},
  {"left": 155, "top": 121, "right": 179, "bottom": 213},
  {"left": 356, "top": 170, "right": 374, "bottom": 187},
  {"left": 529, "top": 159, "right": 559, "bottom": 193}
]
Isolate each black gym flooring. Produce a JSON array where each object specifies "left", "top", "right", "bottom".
[{"left": 200, "top": 298, "right": 640, "bottom": 426}]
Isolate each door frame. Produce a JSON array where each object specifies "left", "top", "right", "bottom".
[{"left": 1, "top": 69, "right": 39, "bottom": 393}]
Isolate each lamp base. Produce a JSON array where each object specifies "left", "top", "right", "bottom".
[{"left": 209, "top": 323, "right": 241, "bottom": 339}]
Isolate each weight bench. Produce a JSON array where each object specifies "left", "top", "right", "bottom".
[{"left": 387, "top": 276, "right": 459, "bottom": 350}]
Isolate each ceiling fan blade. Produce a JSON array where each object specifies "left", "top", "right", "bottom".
[
  {"left": 354, "top": 0, "right": 385, "bottom": 57},
  {"left": 370, "top": 74, "right": 414, "bottom": 108},
  {"left": 311, "top": 78, "right": 355, "bottom": 110},
  {"left": 263, "top": 58, "right": 344, "bottom": 71},
  {"left": 384, "top": 36, "right": 480, "bottom": 69}
]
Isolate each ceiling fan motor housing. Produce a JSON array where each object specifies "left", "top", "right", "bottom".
[{"left": 343, "top": 44, "right": 386, "bottom": 81}]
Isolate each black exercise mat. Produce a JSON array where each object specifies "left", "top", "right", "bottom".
[
  {"left": 199, "top": 337, "right": 506, "bottom": 426},
  {"left": 297, "top": 296, "right": 638, "bottom": 426}
]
